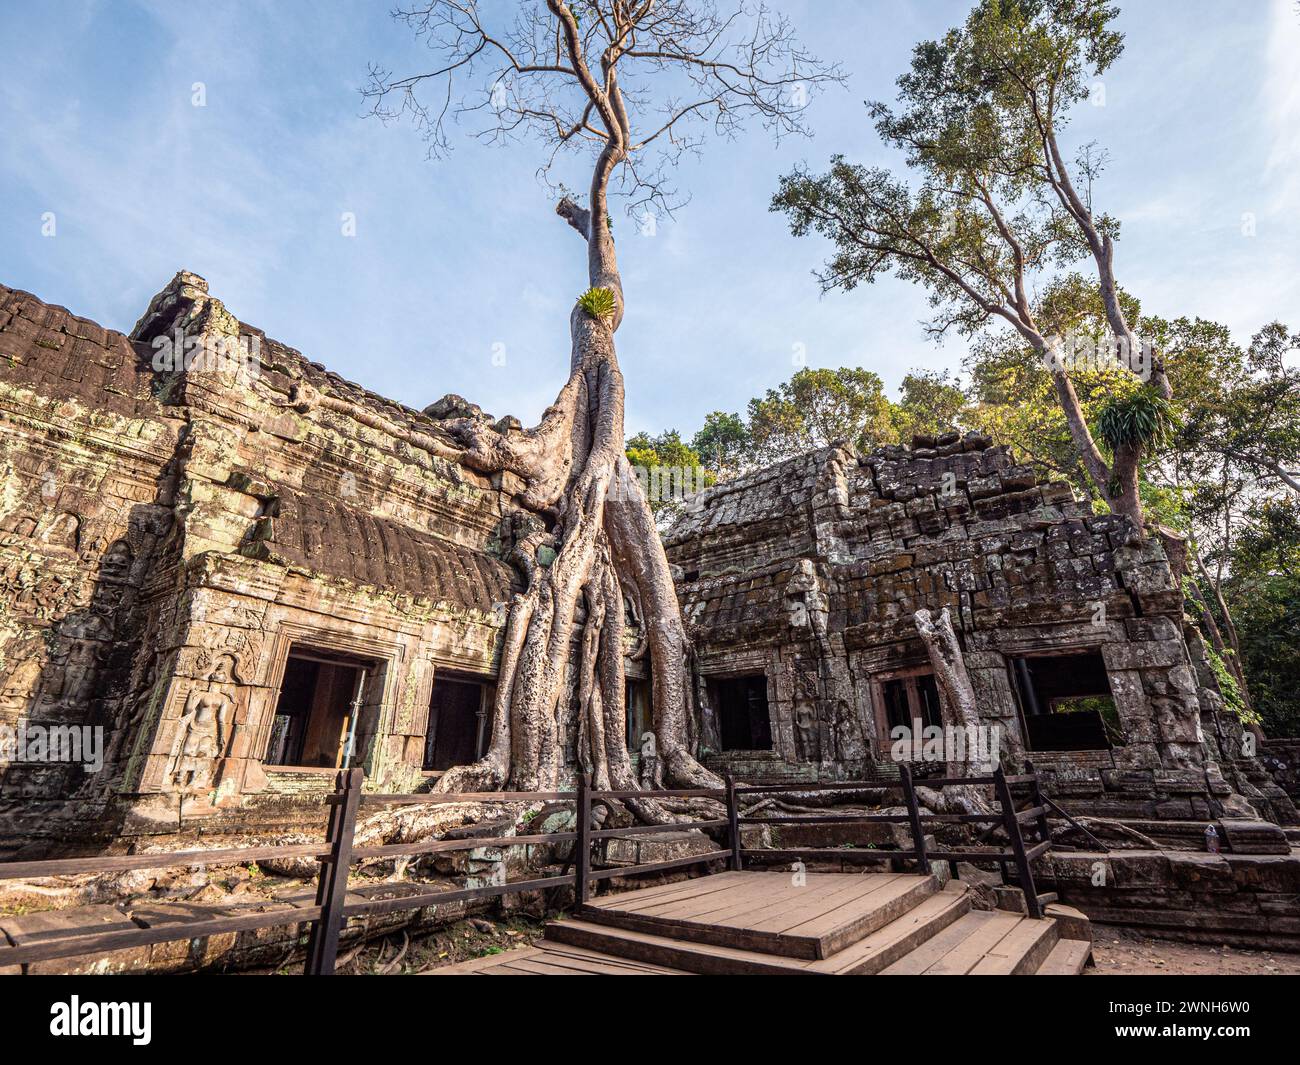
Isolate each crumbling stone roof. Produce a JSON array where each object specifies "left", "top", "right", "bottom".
[
  {"left": 1, "top": 275, "right": 515, "bottom": 610},
  {"left": 252, "top": 331, "right": 451, "bottom": 439},
  {"left": 666, "top": 431, "right": 1173, "bottom": 645},
  {"left": 0, "top": 283, "right": 164, "bottom": 419},
  {"left": 247, "top": 482, "right": 516, "bottom": 610}
]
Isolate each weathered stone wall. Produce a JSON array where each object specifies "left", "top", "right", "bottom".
[
  {"left": 666, "top": 435, "right": 1296, "bottom": 826},
  {"left": 1040, "top": 848, "right": 1300, "bottom": 951}
]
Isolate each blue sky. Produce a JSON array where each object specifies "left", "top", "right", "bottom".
[{"left": 1, "top": 1, "right": 1297, "bottom": 438}]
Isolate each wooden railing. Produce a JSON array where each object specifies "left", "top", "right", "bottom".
[
  {"left": 0, "top": 765, "right": 1055, "bottom": 975},
  {"left": 734, "top": 764, "right": 1055, "bottom": 918}
]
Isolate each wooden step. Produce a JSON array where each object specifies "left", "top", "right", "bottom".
[
  {"left": 578, "top": 871, "right": 938, "bottom": 959},
  {"left": 879, "top": 910, "right": 1056, "bottom": 975},
  {"left": 1036, "top": 938, "right": 1093, "bottom": 975},
  {"left": 879, "top": 910, "right": 1002, "bottom": 975},
  {"left": 814, "top": 881, "right": 973, "bottom": 974},
  {"left": 546, "top": 917, "right": 818, "bottom": 974},
  {"left": 545, "top": 881, "right": 973, "bottom": 976},
  {"left": 969, "top": 916, "right": 1059, "bottom": 975},
  {"left": 428, "top": 942, "right": 691, "bottom": 975}
]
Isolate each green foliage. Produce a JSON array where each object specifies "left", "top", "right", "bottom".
[
  {"left": 691, "top": 411, "right": 751, "bottom": 476},
  {"left": 962, "top": 299, "right": 1136, "bottom": 502},
  {"left": 1053, "top": 695, "right": 1124, "bottom": 743},
  {"left": 1137, "top": 477, "right": 1190, "bottom": 533},
  {"left": 1093, "top": 387, "right": 1179, "bottom": 453},
  {"left": 1204, "top": 646, "right": 1255, "bottom": 725},
  {"left": 1177, "top": 322, "right": 1300, "bottom": 505},
  {"left": 747, "top": 367, "right": 896, "bottom": 463},
  {"left": 624, "top": 430, "right": 713, "bottom": 523},
  {"left": 1224, "top": 498, "right": 1300, "bottom": 736},
  {"left": 626, "top": 429, "right": 704, "bottom": 472},
  {"left": 892, "top": 369, "right": 971, "bottom": 441},
  {"left": 576, "top": 286, "right": 617, "bottom": 320}
]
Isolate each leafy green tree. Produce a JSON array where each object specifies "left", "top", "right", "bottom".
[
  {"left": 892, "top": 369, "right": 971, "bottom": 442},
  {"left": 691, "top": 411, "right": 751, "bottom": 479},
  {"left": 625, "top": 430, "right": 712, "bottom": 523},
  {"left": 772, "top": 0, "right": 1169, "bottom": 525},
  {"left": 961, "top": 279, "right": 1146, "bottom": 499},
  {"left": 1180, "top": 323, "right": 1300, "bottom": 499},
  {"left": 747, "top": 367, "right": 896, "bottom": 463},
  {"left": 1224, "top": 499, "right": 1300, "bottom": 736}
]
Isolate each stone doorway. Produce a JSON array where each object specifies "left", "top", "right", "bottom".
[
  {"left": 264, "top": 649, "right": 373, "bottom": 769},
  {"left": 625, "top": 679, "right": 651, "bottom": 752},
  {"left": 423, "top": 673, "right": 490, "bottom": 772},
  {"left": 712, "top": 674, "right": 772, "bottom": 751}
]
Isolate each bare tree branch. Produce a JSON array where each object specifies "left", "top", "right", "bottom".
[{"left": 364, "top": 0, "right": 843, "bottom": 216}]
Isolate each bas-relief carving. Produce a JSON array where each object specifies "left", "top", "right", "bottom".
[
  {"left": 42, "top": 512, "right": 81, "bottom": 551},
  {"left": 0, "top": 557, "right": 76, "bottom": 620},
  {"left": 793, "top": 699, "right": 818, "bottom": 762},
  {"left": 28, "top": 613, "right": 112, "bottom": 715},
  {"left": 0, "top": 641, "right": 44, "bottom": 710},
  {"left": 163, "top": 656, "right": 239, "bottom": 794}
]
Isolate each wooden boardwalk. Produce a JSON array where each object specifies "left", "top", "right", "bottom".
[
  {"left": 432, "top": 870, "right": 1093, "bottom": 976},
  {"left": 429, "top": 942, "right": 688, "bottom": 976}
]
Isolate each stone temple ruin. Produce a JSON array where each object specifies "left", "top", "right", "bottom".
[
  {"left": 666, "top": 442, "right": 1297, "bottom": 833},
  {"left": 2, "top": 272, "right": 1298, "bottom": 954}
]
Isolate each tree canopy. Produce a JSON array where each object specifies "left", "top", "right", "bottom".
[{"left": 772, "top": 0, "right": 1166, "bottom": 525}]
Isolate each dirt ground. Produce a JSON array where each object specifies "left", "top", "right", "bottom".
[
  {"left": 316, "top": 913, "right": 551, "bottom": 976},
  {"left": 1087, "top": 925, "right": 1300, "bottom": 975}
]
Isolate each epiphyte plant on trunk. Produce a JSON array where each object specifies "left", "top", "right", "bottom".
[{"left": 364, "top": 1, "right": 840, "bottom": 798}]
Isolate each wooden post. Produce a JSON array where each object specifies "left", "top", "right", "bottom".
[
  {"left": 995, "top": 766, "right": 1042, "bottom": 919},
  {"left": 305, "top": 766, "right": 364, "bottom": 975},
  {"left": 1025, "top": 761, "right": 1053, "bottom": 848},
  {"left": 724, "top": 771, "right": 743, "bottom": 872},
  {"left": 898, "top": 763, "right": 930, "bottom": 877},
  {"left": 575, "top": 772, "right": 592, "bottom": 910}
]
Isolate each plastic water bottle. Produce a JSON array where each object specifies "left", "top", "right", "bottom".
[{"left": 1205, "top": 824, "right": 1220, "bottom": 854}]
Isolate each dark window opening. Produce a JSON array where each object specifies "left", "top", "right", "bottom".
[
  {"left": 424, "top": 674, "right": 489, "bottom": 771},
  {"left": 265, "top": 650, "right": 370, "bottom": 768},
  {"left": 625, "top": 679, "right": 651, "bottom": 752},
  {"left": 879, "top": 672, "right": 944, "bottom": 774},
  {"left": 882, "top": 673, "right": 943, "bottom": 734},
  {"left": 1013, "top": 652, "right": 1122, "bottom": 752},
  {"left": 713, "top": 674, "right": 772, "bottom": 751}
]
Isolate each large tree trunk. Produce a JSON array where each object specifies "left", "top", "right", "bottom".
[
  {"left": 913, "top": 608, "right": 988, "bottom": 775},
  {"left": 1046, "top": 362, "right": 1144, "bottom": 527},
  {"left": 913, "top": 608, "right": 994, "bottom": 817},
  {"left": 433, "top": 150, "right": 719, "bottom": 799}
]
